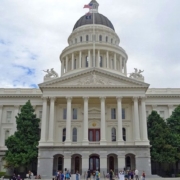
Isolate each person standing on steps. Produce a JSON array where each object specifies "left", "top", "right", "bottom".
[{"left": 135, "top": 169, "right": 139, "bottom": 180}]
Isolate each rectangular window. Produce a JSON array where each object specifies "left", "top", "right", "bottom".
[
  {"left": 39, "top": 111, "right": 42, "bottom": 120},
  {"left": 6, "top": 111, "right": 12, "bottom": 122},
  {"left": 160, "top": 111, "right": 165, "bottom": 119},
  {"left": 73, "top": 108, "right": 77, "bottom": 119},
  {"left": 122, "top": 108, "right": 125, "bottom": 119},
  {"left": 111, "top": 108, "right": 116, "bottom": 119},
  {"left": 63, "top": 108, "right": 67, "bottom": 120}
]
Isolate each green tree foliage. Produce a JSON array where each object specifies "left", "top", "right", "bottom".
[
  {"left": 167, "top": 105, "right": 180, "bottom": 160},
  {"left": 5, "top": 100, "right": 40, "bottom": 168},
  {"left": 147, "top": 110, "right": 177, "bottom": 163}
]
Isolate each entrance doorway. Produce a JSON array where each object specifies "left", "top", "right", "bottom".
[
  {"left": 109, "top": 156, "right": 114, "bottom": 171},
  {"left": 89, "top": 129, "right": 100, "bottom": 141},
  {"left": 89, "top": 155, "right": 100, "bottom": 172}
]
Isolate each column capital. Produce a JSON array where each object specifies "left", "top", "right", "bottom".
[
  {"left": 168, "top": 105, "right": 173, "bottom": 108},
  {"left": 66, "top": 96, "right": 72, "bottom": 101},
  {"left": 116, "top": 96, "right": 123, "bottom": 101},
  {"left": 139, "top": 96, "right": 147, "bottom": 101},
  {"left": 100, "top": 96, "right": 106, "bottom": 100},
  {"left": 133, "top": 96, "right": 139, "bottom": 101},
  {"left": 49, "top": 96, "right": 56, "bottom": 101},
  {"left": 83, "top": 96, "right": 89, "bottom": 100}
]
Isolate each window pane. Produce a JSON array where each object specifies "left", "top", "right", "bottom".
[
  {"left": 95, "top": 130, "right": 100, "bottom": 141},
  {"left": 112, "top": 128, "right": 116, "bottom": 141},
  {"left": 111, "top": 108, "right": 116, "bottom": 119},
  {"left": 63, "top": 109, "right": 67, "bottom": 119},
  {"left": 89, "top": 131, "right": 93, "bottom": 141},
  {"left": 73, "top": 128, "right": 77, "bottom": 142},
  {"left": 6, "top": 111, "right": 12, "bottom": 122},
  {"left": 62, "top": 128, "right": 66, "bottom": 142},
  {"left": 122, "top": 108, "right": 125, "bottom": 119},
  {"left": 73, "top": 108, "right": 77, "bottom": 119},
  {"left": 123, "top": 128, "right": 126, "bottom": 141}
]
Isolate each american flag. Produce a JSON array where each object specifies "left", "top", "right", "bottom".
[{"left": 83, "top": 3, "right": 93, "bottom": 9}]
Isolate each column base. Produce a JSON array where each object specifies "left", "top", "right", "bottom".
[
  {"left": 135, "top": 140, "right": 149, "bottom": 145},
  {"left": 64, "top": 141, "right": 71, "bottom": 146},
  {"left": 117, "top": 140, "right": 124, "bottom": 145},
  {"left": 82, "top": 140, "right": 89, "bottom": 145},
  {"left": 100, "top": 140, "right": 107, "bottom": 145}
]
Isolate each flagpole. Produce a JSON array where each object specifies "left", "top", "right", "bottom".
[{"left": 93, "top": 8, "right": 95, "bottom": 67}]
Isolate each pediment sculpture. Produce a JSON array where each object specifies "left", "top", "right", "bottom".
[
  {"left": 77, "top": 72, "right": 114, "bottom": 85},
  {"left": 129, "top": 68, "right": 144, "bottom": 81},
  {"left": 43, "top": 68, "right": 58, "bottom": 81}
]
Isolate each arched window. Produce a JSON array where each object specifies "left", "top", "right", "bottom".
[
  {"left": 106, "top": 36, "right": 108, "bottom": 42},
  {"left": 62, "top": 128, "right": 66, "bottom": 142},
  {"left": 75, "top": 38, "right": 77, "bottom": 43},
  {"left": 99, "top": 35, "right": 102, "bottom": 41},
  {"left": 100, "top": 56, "right": 103, "bottom": 67},
  {"left": 58, "top": 157, "right": 63, "bottom": 171},
  {"left": 123, "top": 128, "right": 126, "bottom": 141},
  {"left": 80, "top": 36, "right": 83, "bottom": 42},
  {"left": 111, "top": 38, "right": 113, "bottom": 44},
  {"left": 111, "top": 59, "right": 114, "bottom": 69},
  {"left": 126, "top": 156, "right": 131, "bottom": 169},
  {"left": 72, "top": 128, "right": 77, "bottom": 142},
  {"left": 86, "top": 56, "right": 89, "bottom": 67},
  {"left": 86, "top": 35, "right": 89, "bottom": 41},
  {"left": 111, "top": 128, "right": 116, "bottom": 141}
]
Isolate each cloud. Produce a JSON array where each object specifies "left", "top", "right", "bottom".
[{"left": 0, "top": 0, "right": 180, "bottom": 88}]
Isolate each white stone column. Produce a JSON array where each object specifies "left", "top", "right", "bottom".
[
  {"left": 13, "top": 105, "right": 19, "bottom": 133},
  {"left": 168, "top": 105, "right": 173, "bottom": 117},
  {"left": 0, "top": 105, "right": 3, "bottom": 146},
  {"left": 97, "top": 50, "right": 100, "bottom": 67},
  {"left": 114, "top": 53, "right": 117, "bottom": 70},
  {"left": 79, "top": 51, "right": 82, "bottom": 68},
  {"left": 106, "top": 51, "right": 109, "bottom": 68},
  {"left": 124, "top": 59, "right": 127, "bottom": 75},
  {"left": 40, "top": 98, "right": 48, "bottom": 143},
  {"left": 64, "top": 153, "right": 71, "bottom": 171},
  {"left": 117, "top": 97, "right": 124, "bottom": 145},
  {"left": 140, "top": 97, "right": 149, "bottom": 143},
  {"left": 133, "top": 97, "right": 141, "bottom": 143},
  {"left": 82, "top": 97, "right": 89, "bottom": 145},
  {"left": 88, "top": 50, "right": 91, "bottom": 68},
  {"left": 100, "top": 97, "right": 106, "bottom": 145},
  {"left": 118, "top": 153, "right": 125, "bottom": 170},
  {"left": 65, "top": 97, "right": 72, "bottom": 145},
  {"left": 47, "top": 97, "right": 56, "bottom": 143},
  {"left": 61, "top": 59, "right": 64, "bottom": 76},
  {"left": 100, "top": 153, "right": 107, "bottom": 177},
  {"left": 120, "top": 56, "right": 122, "bottom": 73},
  {"left": 66, "top": 56, "right": 68, "bottom": 72},
  {"left": 71, "top": 53, "right": 74, "bottom": 70}
]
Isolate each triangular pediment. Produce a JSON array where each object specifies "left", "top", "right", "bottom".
[
  {"left": 88, "top": 107, "right": 101, "bottom": 114},
  {"left": 38, "top": 68, "right": 149, "bottom": 89}
]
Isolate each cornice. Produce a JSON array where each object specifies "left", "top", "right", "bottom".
[{"left": 0, "top": 94, "right": 42, "bottom": 98}]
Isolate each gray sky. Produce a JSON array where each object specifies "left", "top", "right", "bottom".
[{"left": 0, "top": 0, "right": 180, "bottom": 88}]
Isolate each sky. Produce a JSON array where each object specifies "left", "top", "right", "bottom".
[{"left": 0, "top": 0, "right": 180, "bottom": 88}]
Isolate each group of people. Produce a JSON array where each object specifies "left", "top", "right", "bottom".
[
  {"left": 117, "top": 169, "right": 146, "bottom": 180},
  {"left": 12, "top": 171, "right": 41, "bottom": 180},
  {"left": 55, "top": 169, "right": 77, "bottom": 180},
  {"left": 86, "top": 169, "right": 100, "bottom": 180}
]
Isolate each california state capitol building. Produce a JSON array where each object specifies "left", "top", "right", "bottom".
[{"left": 0, "top": 0, "right": 180, "bottom": 178}]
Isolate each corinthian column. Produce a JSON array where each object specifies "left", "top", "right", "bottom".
[
  {"left": 114, "top": 53, "right": 117, "bottom": 70},
  {"left": 100, "top": 97, "right": 106, "bottom": 145},
  {"left": 40, "top": 97, "right": 48, "bottom": 143},
  {"left": 88, "top": 50, "right": 91, "bottom": 67},
  {"left": 82, "top": 97, "right": 89, "bottom": 145},
  {"left": 79, "top": 51, "right": 82, "bottom": 68},
  {"left": 117, "top": 97, "right": 124, "bottom": 145},
  {"left": 133, "top": 97, "right": 141, "bottom": 143},
  {"left": 140, "top": 97, "right": 149, "bottom": 143},
  {"left": 106, "top": 51, "right": 109, "bottom": 68},
  {"left": 66, "top": 56, "right": 68, "bottom": 72},
  {"left": 71, "top": 53, "right": 74, "bottom": 70},
  {"left": 65, "top": 97, "right": 72, "bottom": 145},
  {"left": 47, "top": 97, "right": 56, "bottom": 143}
]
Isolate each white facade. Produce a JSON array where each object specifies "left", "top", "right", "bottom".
[{"left": 0, "top": 0, "right": 180, "bottom": 178}]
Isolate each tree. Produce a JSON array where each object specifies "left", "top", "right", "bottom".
[
  {"left": 167, "top": 105, "right": 180, "bottom": 170},
  {"left": 5, "top": 100, "right": 40, "bottom": 168},
  {"left": 147, "top": 110, "right": 177, "bottom": 164}
]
